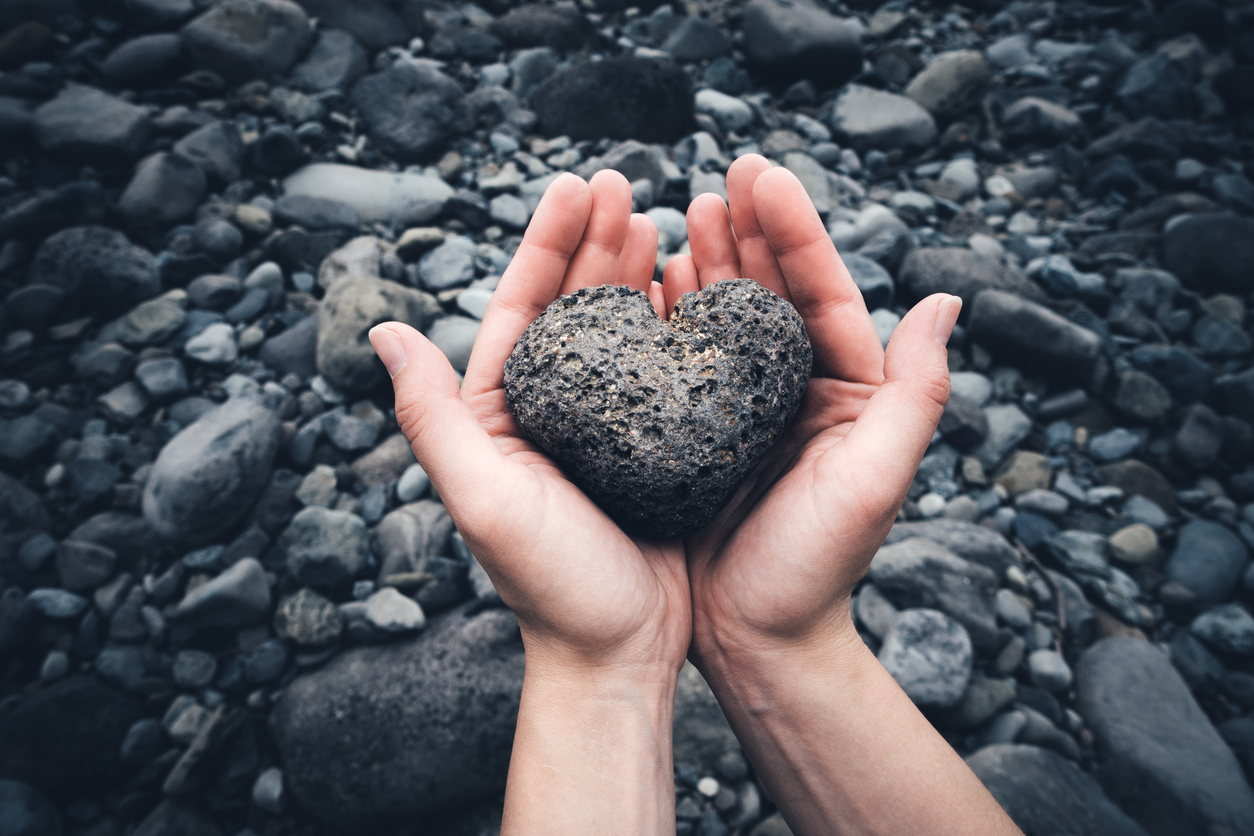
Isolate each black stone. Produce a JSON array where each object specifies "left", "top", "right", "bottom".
[
  {"left": 504, "top": 281, "right": 811, "bottom": 540},
  {"left": 488, "top": 5, "right": 595, "bottom": 52},
  {"left": 531, "top": 55, "right": 695, "bottom": 144}
]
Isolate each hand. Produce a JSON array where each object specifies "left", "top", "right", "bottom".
[
  {"left": 370, "top": 170, "right": 687, "bottom": 834},
  {"left": 665, "top": 155, "right": 960, "bottom": 667}
]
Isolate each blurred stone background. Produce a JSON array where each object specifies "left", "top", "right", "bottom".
[{"left": 0, "top": 0, "right": 1253, "bottom": 833}]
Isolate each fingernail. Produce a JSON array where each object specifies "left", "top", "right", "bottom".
[
  {"left": 934, "top": 295, "right": 962, "bottom": 346},
  {"left": 369, "top": 326, "right": 407, "bottom": 378}
]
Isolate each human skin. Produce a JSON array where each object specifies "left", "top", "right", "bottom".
[{"left": 370, "top": 156, "right": 1022, "bottom": 836}]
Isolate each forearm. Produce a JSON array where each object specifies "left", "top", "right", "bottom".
[
  {"left": 695, "top": 622, "right": 1022, "bottom": 836},
  {"left": 502, "top": 658, "right": 679, "bottom": 835}
]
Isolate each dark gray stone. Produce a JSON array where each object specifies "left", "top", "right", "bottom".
[
  {"left": 898, "top": 248, "right": 1045, "bottom": 309},
  {"left": 54, "top": 541, "right": 116, "bottom": 591},
  {"left": 173, "top": 120, "right": 244, "bottom": 183},
  {"left": 741, "top": 0, "right": 862, "bottom": 87},
  {"left": 171, "top": 557, "right": 271, "bottom": 628},
  {"left": 842, "top": 251, "right": 894, "bottom": 310},
  {"left": 142, "top": 395, "right": 281, "bottom": 545},
  {"left": 119, "top": 151, "right": 206, "bottom": 228},
  {"left": 488, "top": 5, "right": 594, "bottom": 52},
  {"left": 283, "top": 506, "right": 369, "bottom": 588},
  {"left": 882, "top": 520, "right": 1021, "bottom": 577},
  {"left": 504, "top": 281, "right": 811, "bottom": 540},
  {"left": 351, "top": 60, "right": 467, "bottom": 162},
  {"left": 1162, "top": 213, "right": 1254, "bottom": 295},
  {"left": 827, "top": 84, "right": 937, "bottom": 150},
  {"left": 31, "top": 84, "right": 151, "bottom": 163},
  {"left": 316, "top": 276, "right": 441, "bottom": 394},
  {"left": 877, "top": 608, "right": 972, "bottom": 708},
  {"left": 101, "top": 34, "right": 185, "bottom": 85},
  {"left": 531, "top": 55, "right": 695, "bottom": 143},
  {"left": 271, "top": 606, "right": 525, "bottom": 830},
  {"left": 660, "top": 17, "right": 730, "bottom": 61},
  {"left": 182, "top": 0, "right": 313, "bottom": 82},
  {"left": 0, "top": 780, "right": 62, "bottom": 836},
  {"left": 288, "top": 28, "right": 367, "bottom": 92},
  {"left": 28, "top": 226, "right": 159, "bottom": 316},
  {"left": 131, "top": 801, "right": 221, "bottom": 836},
  {"left": 0, "top": 677, "right": 140, "bottom": 800},
  {"left": 259, "top": 314, "right": 318, "bottom": 380},
  {"left": 1116, "top": 53, "right": 1192, "bottom": 119},
  {"left": 967, "top": 744, "right": 1150, "bottom": 836},
  {"left": 291, "top": 0, "right": 408, "bottom": 50},
  {"left": 1076, "top": 637, "right": 1254, "bottom": 836},
  {"left": 1164, "top": 519, "right": 1249, "bottom": 603},
  {"left": 968, "top": 289, "right": 1102, "bottom": 382}
]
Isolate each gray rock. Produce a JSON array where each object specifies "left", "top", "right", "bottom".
[
  {"left": 695, "top": 88, "right": 755, "bottom": 134},
  {"left": 877, "top": 608, "right": 973, "bottom": 708},
  {"left": 290, "top": 0, "right": 409, "bottom": 50},
  {"left": 273, "top": 587, "right": 342, "bottom": 645},
  {"left": 427, "top": 316, "right": 481, "bottom": 374},
  {"left": 28, "top": 226, "right": 159, "bottom": 316},
  {"left": 283, "top": 164, "right": 453, "bottom": 225},
  {"left": 351, "top": 60, "right": 466, "bottom": 162},
  {"left": 1161, "top": 214, "right": 1254, "bottom": 295},
  {"left": 395, "top": 464, "right": 430, "bottom": 504},
  {"left": 172, "top": 649, "right": 217, "bottom": 688},
  {"left": 125, "top": 0, "right": 196, "bottom": 27},
  {"left": 271, "top": 605, "right": 524, "bottom": 830},
  {"left": 843, "top": 252, "right": 894, "bottom": 310},
  {"left": 1028, "top": 649, "right": 1072, "bottom": 692},
  {"left": 504, "top": 281, "right": 811, "bottom": 540},
  {"left": 882, "top": 519, "right": 1021, "bottom": 577},
  {"left": 183, "top": 322, "right": 237, "bottom": 364},
  {"left": 417, "top": 236, "right": 477, "bottom": 290},
  {"left": 119, "top": 151, "right": 206, "bottom": 227},
  {"left": 945, "top": 676, "right": 1016, "bottom": 729},
  {"left": 868, "top": 538, "right": 999, "bottom": 650},
  {"left": 661, "top": 17, "right": 730, "bottom": 61},
  {"left": 284, "top": 507, "right": 369, "bottom": 588},
  {"left": 173, "top": 120, "right": 244, "bottom": 183},
  {"left": 316, "top": 235, "right": 387, "bottom": 290},
  {"left": 1076, "top": 637, "right": 1254, "bottom": 836},
  {"left": 995, "top": 588, "right": 1033, "bottom": 628},
  {"left": 259, "top": 314, "right": 318, "bottom": 380},
  {"left": 131, "top": 801, "right": 221, "bottom": 836},
  {"left": 973, "top": 404, "right": 1032, "bottom": 470},
  {"left": 1116, "top": 53, "right": 1191, "bottom": 120},
  {"left": 1047, "top": 530, "right": 1110, "bottom": 577},
  {"left": 182, "top": 0, "right": 313, "bottom": 82},
  {"left": 101, "top": 34, "right": 185, "bottom": 86},
  {"left": 116, "top": 295, "right": 187, "bottom": 346},
  {"left": 252, "top": 767, "right": 284, "bottom": 814},
  {"left": 373, "top": 500, "right": 454, "bottom": 581},
  {"left": 316, "top": 276, "right": 441, "bottom": 394},
  {"left": 741, "top": 0, "right": 862, "bottom": 87},
  {"left": 904, "top": 50, "right": 992, "bottom": 118},
  {"left": 25, "top": 589, "right": 88, "bottom": 619},
  {"left": 1192, "top": 604, "right": 1254, "bottom": 655},
  {"left": 1164, "top": 519, "right": 1249, "bottom": 603},
  {"left": 289, "top": 28, "right": 367, "bottom": 92},
  {"left": 171, "top": 557, "right": 271, "bottom": 628},
  {"left": 827, "top": 84, "right": 937, "bottom": 150},
  {"left": 673, "top": 662, "right": 739, "bottom": 771},
  {"left": 898, "top": 248, "right": 1045, "bottom": 310},
  {"left": 142, "top": 396, "right": 281, "bottom": 545},
  {"left": 531, "top": 55, "right": 695, "bottom": 143},
  {"left": 0, "top": 781, "right": 62, "bottom": 836},
  {"left": 1001, "top": 97, "right": 1083, "bottom": 144},
  {"left": 968, "top": 290, "right": 1102, "bottom": 381},
  {"left": 357, "top": 587, "right": 426, "bottom": 633},
  {"left": 488, "top": 194, "right": 529, "bottom": 229},
  {"left": 967, "top": 744, "right": 1150, "bottom": 836},
  {"left": 55, "top": 541, "right": 116, "bottom": 592},
  {"left": 31, "top": 84, "right": 151, "bottom": 163}
]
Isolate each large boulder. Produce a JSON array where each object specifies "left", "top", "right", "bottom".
[
  {"left": 967, "top": 744, "right": 1150, "bottom": 836},
  {"left": 741, "top": 0, "right": 862, "bottom": 87},
  {"left": 181, "top": 0, "right": 313, "bottom": 82},
  {"left": 827, "top": 84, "right": 937, "bottom": 150},
  {"left": 0, "top": 677, "right": 141, "bottom": 800},
  {"left": 967, "top": 289, "right": 1102, "bottom": 382},
  {"left": 1076, "top": 636, "right": 1254, "bottom": 836},
  {"left": 897, "top": 247, "right": 1045, "bottom": 308},
  {"left": 316, "top": 277, "right": 441, "bottom": 394},
  {"left": 271, "top": 605, "right": 525, "bottom": 830},
  {"left": 28, "top": 226, "right": 160, "bottom": 316},
  {"left": 31, "top": 83, "right": 151, "bottom": 164},
  {"left": 350, "top": 60, "right": 467, "bottom": 162},
  {"left": 1161, "top": 213, "right": 1254, "bottom": 295},
  {"left": 142, "top": 395, "right": 281, "bottom": 545},
  {"left": 531, "top": 55, "right": 695, "bottom": 143}
]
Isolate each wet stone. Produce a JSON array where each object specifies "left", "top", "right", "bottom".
[{"left": 504, "top": 281, "right": 811, "bottom": 540}]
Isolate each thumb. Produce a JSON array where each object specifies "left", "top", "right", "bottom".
[
  {"left": 838, "top": 294, "right": 961, "bottom": 494},
  {"left": 369, "top": 322, "right": 513, "bottom": 522}
]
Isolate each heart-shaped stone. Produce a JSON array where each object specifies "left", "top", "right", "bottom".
[{"left": 504, "top": 280, "right": 812, "bottom": 539}]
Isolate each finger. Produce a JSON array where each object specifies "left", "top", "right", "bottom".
[
  {"left": 833, "top": 294, "right": 961, "bottom": 506},
  {"left": 617, "top": 213, "right": 659, "bottom": 293},
  {"left": 463, "top": 173, "right": 591, "bottom": 397},
  {"left": 726, "top": 154, "right": 789, "bottom": 300},
  {"left": 752, "top": 166, "right": 885, "bottom": 384},
  {"left": 662, "top": 254, "right": 699, "bottom": 319},
  {"left": 686, "top": 193, "right": 742, "bottom": 288},
  {"left": 559, "top": 169, "right": 633, "bottom": 295},
  {"left": 371, "top": 323, "right": 518, "bottom": 522},
  {"left": 646, "top": 281, "right": 666, "bottom": 318}
]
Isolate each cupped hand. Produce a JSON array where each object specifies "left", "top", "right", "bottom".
[
  {"left": 665, "top": 156, "right": 961, "bottom": 667},
  {"left": 370, "top": 170, "right": 690, "bottom": 680}
]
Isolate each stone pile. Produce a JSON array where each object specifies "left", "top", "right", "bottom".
[{"left": 0, "top": 0, "right": 1253, "bottom": 833}]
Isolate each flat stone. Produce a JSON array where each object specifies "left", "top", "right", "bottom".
[
  {"left": 868, "top": 538, "right": 998, "bottom": 649},
  {"left": 31, "top": 83, "right": 151, "bottom": 163},
  {"left": 968, "top": 290, "right": 1102, "bottom": 382},
  {"left": 504, "top": 281, "right": 811, "bottom": 540},
  {"left": 171, "top": 557, "right": 271, "bottom": 628},
  {"left": 905, "top": 50, "right": 992, "bottom": 118},
  {"left": 827, "top": 84, "right": 937, "bottom": 150}
]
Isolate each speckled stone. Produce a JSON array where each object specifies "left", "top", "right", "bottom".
[{"left": 504, "top": 280, "right": 811, "bottom": 539}]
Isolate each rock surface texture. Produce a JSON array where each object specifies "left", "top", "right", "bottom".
[{"left": 503, "top": 281, "right": 811, "bottom": 539}]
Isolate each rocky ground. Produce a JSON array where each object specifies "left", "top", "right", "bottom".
[{"left": 0, "top": 0, "right": 1252, "bottom": 833}]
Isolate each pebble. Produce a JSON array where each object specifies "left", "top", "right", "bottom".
[
  {"left": 1028, "top": 649, "right": 1073, "bottom": 692},
  {"left": 1192, "top": 604, "right": 1254, "bottom": 656}
]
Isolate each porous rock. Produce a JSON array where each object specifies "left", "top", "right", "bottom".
[{"left": 503, "top": 281, "right": 811, "bottom": 539}]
